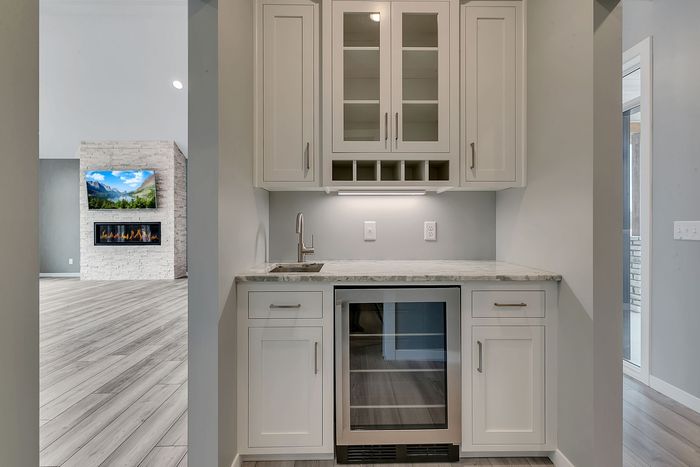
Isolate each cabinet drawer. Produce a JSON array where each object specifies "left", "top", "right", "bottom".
[
  {"left": 472, "top": 290, "right": 545, "bottom": 318},
  {"left": 248, "top": 291, "right": 323, "bottom": 319}
]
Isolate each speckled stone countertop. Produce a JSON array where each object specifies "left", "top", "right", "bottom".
[{"left": 235, "top": 260, "right": 562, "bottom": 283}]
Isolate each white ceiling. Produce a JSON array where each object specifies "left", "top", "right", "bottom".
[{"left": 39, "top": 0, "right": 187, "bottom": 158}]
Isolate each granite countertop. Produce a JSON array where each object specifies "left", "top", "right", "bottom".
[{"left": 235, "top": 260, "right": 562, "bottom": 283}]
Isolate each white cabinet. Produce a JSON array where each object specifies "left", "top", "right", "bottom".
[
  {"left": 248, "top": 326, "right": 323, "bottom": 447},
  {"left": 324, "top": 0, "right": 459, "bottom": 187},
  {"left": 391, "top": 1, "right": 451, "bottom": 153},
  {"left": 471, "top": 326, "right": 545, "bottom": 445},
  {"left": 237, "top": 283, "right": 334, "bottom": 456},
  {"left": 331, "top": 1, "right": 391, "bottom": 154},
  {"left": 462, "top": 282, "right": 557, "bottom": 454},
  {"left": 331, "top": 1, "right": 451, "bottom": 153},
  {"left": 461, "top": 1, "right": 525, "bottom": 188},
  {"left": 255, "top": 0, "right": 319, "bottom": 188}
]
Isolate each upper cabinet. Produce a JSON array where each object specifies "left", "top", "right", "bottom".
[
  {"left": 254, "top": 0, "right": 526, "bottom": 191},
  {"left": 324, "top": 0, "right": 459, "bottom": 187},
  {"left": 331, "top": 1, "right": 451, "bottom": 154},
  {"left": 255, "top": 0, "right": 319, "bottom": 189},
  {"left": 461, "top": 1, "right": 525, "bottom": 188}
]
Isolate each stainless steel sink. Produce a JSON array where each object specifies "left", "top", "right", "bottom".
[{"left": 269, "top": 263, "right": 324, "bottom": 273}]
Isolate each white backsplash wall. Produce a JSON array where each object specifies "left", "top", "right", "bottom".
[{"left": 269, "top": 191, "right": 496, "bottom": 261}]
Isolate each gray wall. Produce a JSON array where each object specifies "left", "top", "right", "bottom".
[
  {"left": 40, "top": 0, "right": 188, "bottom": 158},
  {"left": 623, "top": 0, "right": 700, "bottom": 399},
  {"left": 496, "top": 1, "right": 623, "bottom": 465},
  {"left": 0, "top": 0, "right": 40, "bottom": 465},
  {"left": 188, "top": 1, "right": 270, "bottom": 466},
  {"left": 269, "top": 192, "right": 495, "bottom": 262},
  {"left": 188, "top": 1, "right": 220, "bottom": 465},
  {"left": 40, "top": 159, "right": 80, "bottom": 274}
]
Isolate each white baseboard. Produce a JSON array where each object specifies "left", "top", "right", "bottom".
[
  {"left": 550, "top": 449, "right": 575, "bottom": 467},
  {"left": 230, "top": 453, "right": 241, "bottom": 467},
  {"left": 650, "top": 375, "right": 700, "bottom": 414},
  {"left": 40, "top": 272, "right": 80, "bottom": 278}
]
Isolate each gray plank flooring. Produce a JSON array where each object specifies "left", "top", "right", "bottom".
[
  {"left": 40, "top": 278, "right": 188, "bottom": 467},
  {"left": 623, "top": 376, "right": 700, "bottom": 466},
  {"left": 40, "top": 278, "right": 700, "bottom": 467}
]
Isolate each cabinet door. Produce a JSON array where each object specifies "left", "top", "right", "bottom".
[
  {"left": 262, "top": 4, "right": 316, "bottom": 183},
  {"left": 392, "top": 2, "right": 450, "bottom": 153},
  {"left": 332, "top": 2, "right": 391, "bottom": 153},
  {"left": 463, "top": 3, "right": 522, "bottom": 182},
  {"left": 472, "top": 326, "right": 545, "bottom": 445},
  {"left": 249, "top": 327, "right": 323, "bottom": 447}
]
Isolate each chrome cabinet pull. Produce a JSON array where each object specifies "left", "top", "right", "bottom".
[
  {"left": 494, "top": 302, "right": 528, "bottom": 307},
  {"left": 314, "top": 341, "right": 319, "bottom": 374},
  {"left": 395, "top": 112, "right": 399, "bottom": 147},
  {"left": 269, "top": 304, "right": 302, "bottom": 309},
  {"left": 305, "top": 142, "right": 310, "bottom": 172},
  {"left": 477, "top": 340, "right": 483, "bottom": 373},
  {"left": 470, "top": 142, "right": 476, "bottom": 170},
  {"left": 384, "top": 112, "right": 388, "bottom": 143}
]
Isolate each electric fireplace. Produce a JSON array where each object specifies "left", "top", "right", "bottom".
[{"left": 94, "top": 222, "right": 161, "bottom": 245}]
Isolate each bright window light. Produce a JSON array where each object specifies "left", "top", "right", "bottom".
[{"left": 172, "top": 80, "right": 184, "bottom": 90}]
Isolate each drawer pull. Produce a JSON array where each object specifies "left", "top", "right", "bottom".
[
  {"left": 269, "top": 304, "right": 302, "bottom": 309},
  {"left": 494, "top": 302, "right": 528, "bottom": 307}
]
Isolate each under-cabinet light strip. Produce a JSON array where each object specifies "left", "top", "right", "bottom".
[{"left": 337, "top": 190, "right": 427, "bottom": 196}]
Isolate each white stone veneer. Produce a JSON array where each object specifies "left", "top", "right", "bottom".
[{"left": 79, "top": 141, "right": 187, "bottom": 280}]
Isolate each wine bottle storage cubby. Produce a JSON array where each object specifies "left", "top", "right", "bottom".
[{"left": 330, "top": 159, "right": 450, "bottom": 184}]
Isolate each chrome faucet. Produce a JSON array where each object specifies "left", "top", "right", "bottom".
[{"left": 295, "top": 212, "right": 315, "bottom": 263}]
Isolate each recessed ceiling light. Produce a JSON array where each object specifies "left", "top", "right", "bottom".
[
  {"left": 369, "top": 13, "right": 381, "bottom": 22},
  {"left": 172, "top": 80, "right": 184, "bottom": 90}
]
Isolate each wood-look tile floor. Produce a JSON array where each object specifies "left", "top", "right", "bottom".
[
  {"left": 39, "top": 279, "right": 700, "bottom": 467},
  {"left": 623, "top": 375, "right": 700, "bottom": 466},
  {"left": 39, "top": 278, "right": 188, "bottom": 467}
]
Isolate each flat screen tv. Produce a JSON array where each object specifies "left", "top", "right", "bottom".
[{"left": 85, "top": 170, "right": 157, "bottom": 210}]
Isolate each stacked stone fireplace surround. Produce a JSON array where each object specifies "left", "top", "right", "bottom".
[{"left": 79, "top": 141, "right": 186, "bottom": 280}]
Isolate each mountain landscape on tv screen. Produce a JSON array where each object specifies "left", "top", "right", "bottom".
[{"left": 86, "top": 170, "right": 157, "bottom": 209}]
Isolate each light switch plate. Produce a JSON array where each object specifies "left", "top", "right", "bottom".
[
  {"left": 674, "top": 221, "right": 700, "bottom": 241},
  {"left": 68, "top": 258, "right": 73, "bottom": 265},
  {"left": 364, "top": 221, "right": 377, "bottom": 241},
  {"left": 424, "top": 221, "right": 437, "bottom": 241}
]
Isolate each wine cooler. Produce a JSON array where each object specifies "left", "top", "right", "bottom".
[{"left": 335, "top": 287, "right": 460, "bottom": 463}]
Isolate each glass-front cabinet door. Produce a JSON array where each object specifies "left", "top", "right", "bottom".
[
  {"left": 333, "top": 2, "right": 391, "bottom": 153},
  {"left": 392, "top": 2, "right": 450, "bottom": 153}
]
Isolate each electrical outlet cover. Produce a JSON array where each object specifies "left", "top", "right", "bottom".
[{"left": 424, "top": 221, "right": 437, "bottom": 241}]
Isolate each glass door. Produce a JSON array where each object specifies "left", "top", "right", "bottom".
[
  {"left": 332, "top": 2, "right": 391, "bottom": 153},
  {"left": 336, "top": 287, "right": 460, "bottom": 445},
  {"left": 623, "top": 102, "right": 642, "bottom": 367},
  {"left": 348, "top": 300, "right": 448, "bottom": 430},
  {"left": 391, "top": 3, "right": 449, "bottom": 153},
  {"left": 621, "top": 37, "right": 651, "bottom": 385}
]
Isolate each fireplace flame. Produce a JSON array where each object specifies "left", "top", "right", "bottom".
[{"left": 99, "top": 228, "right": 159, "bottom": 243}]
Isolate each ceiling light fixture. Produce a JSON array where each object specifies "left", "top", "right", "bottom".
[
  {"left": 369, "top": 13, "right": 381, "bottom": 22},
  {"left": 337, "top": 190, "right": 426, "bottom": 196},
  {"left": 172, "top": 80, "right": 184, "bottom": 90}
]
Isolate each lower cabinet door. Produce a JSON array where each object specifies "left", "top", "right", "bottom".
[
  {"left": 472, "top": 326, "right": 545, "bottom": 445},
  {"left": 248, "top": 326, "right": 323, "bottom": 448}
]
